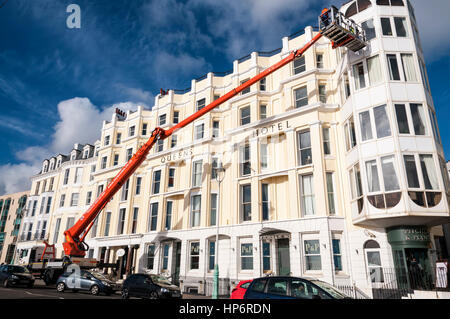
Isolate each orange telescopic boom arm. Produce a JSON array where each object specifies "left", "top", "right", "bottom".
[{"left": 62, "top": 32, "right": 323, "bottom": 257}]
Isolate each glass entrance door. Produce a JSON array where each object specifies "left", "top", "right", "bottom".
[
  {"left": 405, "top": 248, "right": 432, "bottom": 290},
  {"left": 277, "top": 238, "right": 290, "bottom": 276}
]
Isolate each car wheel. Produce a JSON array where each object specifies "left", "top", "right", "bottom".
[
  {"left": 3, "top": 279, "right": 10, "bottom": 288},
  {"left": 90, "top": 285, "right": 100, "bottom": 296},
  {"left": 121, "top": 288, "right": 130, "bottom": 299},
  {"left": 149, "top": 291, "right": 159, "bottom": 299},
  {"left": 56, "top": 282, "right": 66, "bottom": 293}
]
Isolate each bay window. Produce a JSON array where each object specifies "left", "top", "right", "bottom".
[
  {"left": 365, "top": 156, "right": 401, "bottom": 209},
  {"left": 404, "top": 154, "right": 442, "bottom": 208}
]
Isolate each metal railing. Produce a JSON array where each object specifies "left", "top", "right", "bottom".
[
  {"left": 335, "top": 284, "right": 371, "bottom": 299},
  {"left": 204, "top": 278, "right": 231, "bottom": 297},
  {"left": 371, "top": 265, "right": 450, "bottom": 299}
]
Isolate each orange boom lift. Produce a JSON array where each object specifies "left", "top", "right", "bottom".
[{"left": 62, "top": 6, "right": 366, "bottom": 258}]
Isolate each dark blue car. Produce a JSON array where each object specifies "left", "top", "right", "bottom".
[
  {"left": 0, "top": 265, "right": 35, "bottom": 288},
  {"left": 56, "top": 270, "right": 115, "bottom": 296},
  {"left": 243, "top": 276, "right": 350, "bottom": 299}
]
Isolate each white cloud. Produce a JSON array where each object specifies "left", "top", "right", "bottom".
[
  {"left": 409, "top": 0, "right": 450, "bottom": 62},
  {"left": 188, "top": 0, "right": 326, "bottom": 58},
  {"left": 0, "top": 163, "right": 38, "bottom": 195},
  {"left": 0, "top": 98, "right": 142, "bottom": 195}
]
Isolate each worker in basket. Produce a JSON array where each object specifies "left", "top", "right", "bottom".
[{"left": 320, "top": 8, "right": 331, "bottom": 29}]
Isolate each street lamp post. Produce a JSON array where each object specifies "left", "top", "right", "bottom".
[{"left": 212, "top": 161, "right": 225, "bottom": 299}]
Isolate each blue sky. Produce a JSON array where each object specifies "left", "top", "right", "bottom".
[{"left": 0, "top": 0, "right": 449, "bottom": 195}]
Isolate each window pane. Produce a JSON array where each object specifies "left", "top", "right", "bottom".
[
  {"left": 359, "top": 111, "right": 373, "bottom": 141},
  {"left": 295, "top": 86, "right": 308, "bottom": 108},
  {"left": 323, "top": 128, "right": 331, "bottom": 155},
  {"left": 267, "top": 278, "right": 288, "bottom": 295},
  {"left": 241, "top": 106, "right": 251, "bottom": 125},
  {"left": 301, "top": 175, "right": 315, "bottom": 216},
  {"left": 410, "top": 104, "right": 427, "bottom": 135},
  {"left": 404, "top": 155, "right": 420, "bottom": 188},
  {"left": 373, "top": 105, "right": 391, "bottom": 138},
  {"left": 387, "top": 54, "right": 401, "bottom": 80},
  {"left": 381, "top": 17, "right": 393, "bottom": 36},
  {"left": 368, "top": 55, "right": 382, "bottom": 85},
  {"left": 366, "top": 160, "right": 381, "bottom": 192},
  {"left": 391, "top": 0, "right": 404, "bottom": 5},
  {"left": 420, "top": 155, "right": 439, "bottom": 190},
  {"left": 401, "top": 54, "right": 417, "bottom": 82},
  {"left": 362, "top": 19, "right": 376, "bottom": 40},
  {"left": 353, "top": 63, "right": 366, "bottom": 90},
  {"left": 381, "top": 156, "right": 400, "bottom": 191},
  {"left": 394, "top": 17, "right": 408, "bottom": 37},
  {"left": 293, "top": 56, "right": 306, "bottom": 74},
  {"left": 395, "top": 104, "right": 410, "bottom": 134},
  {"left": 299, "top": 131, "right": 312, "bottom": 165},
  {"left": 326, "top": 173, "right": 336, "bottom": 215}
]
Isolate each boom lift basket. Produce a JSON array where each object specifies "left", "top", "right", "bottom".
[{"left": 319, "top": 6, "right": 367, "bottom": 52}]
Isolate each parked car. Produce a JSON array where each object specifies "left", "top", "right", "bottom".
[
  {"left": 230, "top": 280, "right": 252, "bottom": 299},
  {"left": 121, "top": 274, "right": 182, "bottom": 299},
  {"left": 0, "top": 265, "right": 35, "bottom": 288},
  {"left": 243, "top": 276, "right": 351, "bottom": 299},
  {"left": 56, "top": 269, "right": 115, "bottom": 296}
]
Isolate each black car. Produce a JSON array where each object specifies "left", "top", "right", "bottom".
[
  {"left": 122, "top": 274, "right": 182, "bottom": 299},
  {"left": 0, "top": 265, "right": 35, "bottom": 288},
  {"left": 56, "top": 270, "right": 115, "bottom": 296},
  {"left": 243, "top": 276, "right": 350, "bottom": 299}
]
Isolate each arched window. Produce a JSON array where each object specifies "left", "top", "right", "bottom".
[
  {"left": 345, "top": 0, "right": 373, "bottom": 18},
  {"left": 345, "top": 2, "right": 358, "bottom": 18},
  {"left": 364, "top": 240, "right": 384, "bottom": 283},
  {"left": 376, "top": 0, "right": 404, "bottom": 6},
  {"left": 364, "top": 240, "right": 380, "bottom": 249}
]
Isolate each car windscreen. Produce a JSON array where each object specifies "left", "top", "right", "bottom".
[
  {"left": 89, "top": 272, "right": 108, "bottom": 281},
  {"left": 310, "top": 280, "right": 349, "bottom": 299},
  {"left": 150, "top": 275, "right": 172, "bottom": 286},
  {"left": 8, "top": 266, "right": 29, "bottom": 274}
]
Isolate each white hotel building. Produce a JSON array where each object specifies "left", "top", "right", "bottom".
[{"left": 16, "top": 0, "right": 450, "bottom": 297}]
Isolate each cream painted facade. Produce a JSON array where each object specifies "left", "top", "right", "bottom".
[
  {"left": 0, "top": 191, "right": 28, "bottom": 264},
  {"left": 15, "top": 0, "right": 450, "bottom": 297}
]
